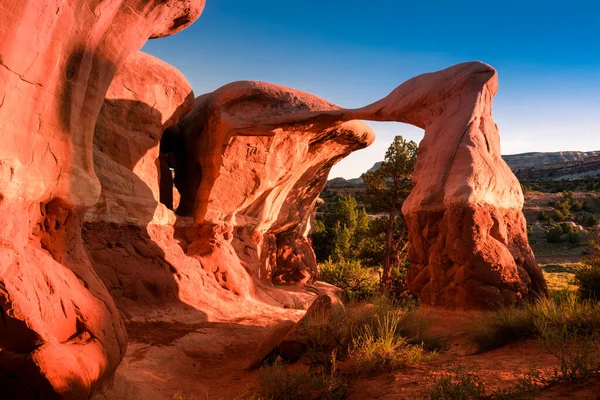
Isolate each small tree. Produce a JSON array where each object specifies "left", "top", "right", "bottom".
[
  {"left": 313, "top": 195, "right": 370, "bottom": 262},
  {"left": 362, "top": 136, "right": 418, "bottom": 292}
]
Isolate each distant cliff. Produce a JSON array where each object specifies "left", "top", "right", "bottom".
[
  {"left": 328, "top": 150, "right": 600, "bottom": 186},
  {"left": 512, "top": 155, "right": 600, "bottom": 181},
  {"left": 503, "top": 151, "right": 600, "bottom": 170}
]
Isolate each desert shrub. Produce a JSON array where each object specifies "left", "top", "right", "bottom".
[
  {"left": 528, "top": 293, "right": 600, "bottom": 333},
  {"left": 587, "top": 215, "right": 599, "bottom": 227},
  {"left": 465, "top": 307, "right": 536, "bottom": 352},
  {"left": 551, "top": 209, "right": 567, "bottom": 222},
  {"left": 351, "top": 311, "right": 434, "bottom": 373},
  {"left": 425, "top": 365, "right": 487, "bottom": 400},
  {"left": 545, "top": 224, "right": 564, "bottom": 243},
  {"left": 259, "top": 362, "right": 347, "bottom": 400},
  {"left": 560, "top": 222, "right": 574, "bottom": 234},
  {"left": 529, "top": 294, "right": 600, "bottom": 381},
  {"left": 300, "top": 304, "right": 350, "bottom": 371},
  {"left": 567, "top": 231, "right": 581, "bottom": 244},
  {"left": 319, "top": 259, "right": 378, "bottom": 301},
  {"left": 537, "top": 211, "right": 549, "bottom": 221},
  {"left": 577, "top": 231, "right": 600, "bottom": 300},
  {"left": 575, "top": 265, "right": 600, "bottom": 300},
  {"left": 425, "top": 365, "right": 544, "bottom": 400},
  {"left": 571, "top": 201, "right": 583, "bottom": 212}
]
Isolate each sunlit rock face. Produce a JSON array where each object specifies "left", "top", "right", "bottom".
[
  {"left": 0, "top": 7, "right": 542, "bottom": 397},
  {"left": 169, "top": 81, "right": 375, "bottom": 285},
  {"left": 247, "top": 62, "right": 547, "bottom": 309},
  {"left": 87, "top": 50, "right": 195, "bottom": 227},
  {"left": 0, "top": 0, "right": 205, "bottom": 397},
  {"left": 361, "top": 62, "right": 548, "bottom": 309}
]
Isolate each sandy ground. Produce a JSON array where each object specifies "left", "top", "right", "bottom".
[{"left": 92, "top": 303, "right": 600, "bottom": 400}]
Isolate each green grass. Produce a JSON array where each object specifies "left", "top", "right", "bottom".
[
  {"left": 464, "top": 307, "right": 536, "bottom": 352},
  {"left": 347, "top": 297, "right": 441, "bottom": 374},
  {"left": 530, "top": 295, "right": 600, "bottom": 381},
  {"left": 424, "top": 364, "right": 542, "bottom": 400},
  {"left": 350, "top": 311, "right": 435, "bottom": 373},
  {"left": 425, "top": 365, "right": 487, "bottom": 400},
  {"left": 258, "top": 362, "right": 347, "bottom": 400},
  {"left": 540, "top": 263, "right": 580, "bottom": 293}
]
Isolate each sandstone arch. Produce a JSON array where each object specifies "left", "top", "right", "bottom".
[{"left": 168, "top": 62, "right": 546, "bottom": 308}]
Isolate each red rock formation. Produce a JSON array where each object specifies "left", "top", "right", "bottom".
[
  {"left": 256, "top": 62, "right": 546, "bottom": 308},
  {"left": 0, "top": 10, "right": 543, "bottom": 396},
  {"left": 169, "top": 81, "right": 374, "bottom": 287},
  {"left": 0, "top": 0, "right": 205, "bottom": 397},
  {"left": 87, "top": 50, "right": 194, "bottom": 226},
  {"left": 357, "top": 62, "right": 547, "bottom": 308}
]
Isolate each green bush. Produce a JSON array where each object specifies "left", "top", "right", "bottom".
[
  {"left": 575, "top": 265, "right": 600, "bottom": 300},
  {"left": 545, "top": 224, "right": 564, "bottom": 243},
  {"left": 425, "top": 365, "right": 487, "bottom": 400},
  {"left": 578, "top": 231, "right": 600, "bottom": 300},
  {"left": 319, "top": 259, "right": 379, "bottom": 301},
  {"left": 551, "top": 209, "right": 568, "bottom": 222},
  {"left": 560, "top": 222, "right": 574, "bottom": 234},
  {"left": 571, "top": 201, "right": 583, "bottom": 212},
  {"left": 530, "top": 295, "right": 600, "bottom": 381},
  {"left": 537, "top": 210, "right": 549, "bottom": 221},
  {"left": 567, "top": 231, "right": 581, "bottom": 244},
  {"left": 586, "top": 215, "right": 599, "bottom": 227},
  {"left": 259, "top": 362, "right": 347, "bottom": 400},
  {"left": 425, "top": 364, "right": 543, "bottom": 400}
]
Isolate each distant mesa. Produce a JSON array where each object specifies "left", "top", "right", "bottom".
[{"left": 329, "top": 150, "right": 600, "bottom": 186}]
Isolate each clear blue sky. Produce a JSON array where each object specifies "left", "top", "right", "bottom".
[{"left": 143, "top": 0, "right": 600, "bottom": 179}]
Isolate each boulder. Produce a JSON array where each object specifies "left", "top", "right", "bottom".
[
  {"left": 247, "top": 319, "right": 296, "bottom": 370},
  {"left": 247, "top": 294, "right": 347, "bottom": 367}
]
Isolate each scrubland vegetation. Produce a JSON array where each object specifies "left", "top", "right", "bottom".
[
  {"left": 175, "top": 142, "right": 600, "bottom": 400},
  {"left": 262, "top": 139, "right": 600, "bottom": 399},
  {"left": 238, "top": 290, "right": 600, "bottom": 400}
]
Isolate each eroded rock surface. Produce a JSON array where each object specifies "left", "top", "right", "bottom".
[
  {"left": 87, "top": 50, "right": 194, "bottom": 226},
  {"left": 363, "top": 62, "right": 547, "bottom": 308},
  {"left": 0, "top": 0, "right": 205, "bottom": 397},
  {"left": 169, "top": 82, "right": 375, "bottom": 286},
  {"left": 244, "top": 62, "right": 546, "bottom": 308}
]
